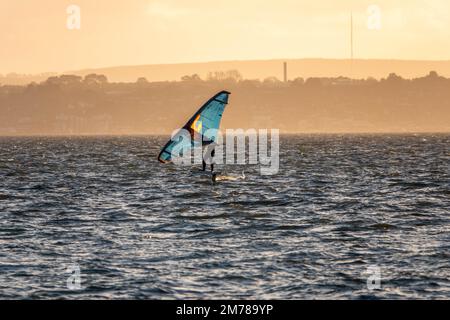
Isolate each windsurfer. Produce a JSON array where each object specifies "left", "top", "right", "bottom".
[{"left": 202, "top": 146, "right": 215, "bottom": 172}]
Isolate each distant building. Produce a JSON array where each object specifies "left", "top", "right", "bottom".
[{"left": 283, "top": 62, "right": 288, "bottom": 82}]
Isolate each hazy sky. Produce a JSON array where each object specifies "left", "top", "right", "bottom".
[{"left": 1, "top": 0, "right": 449, "bottom": 73}]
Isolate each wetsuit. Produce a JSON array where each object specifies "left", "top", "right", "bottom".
[{"left": 202, "top": 147, "right": 215, "bottom": 172}]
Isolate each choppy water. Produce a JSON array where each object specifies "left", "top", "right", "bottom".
[{"left": 0, "top": 134, "right": 449, "bottom": 299}]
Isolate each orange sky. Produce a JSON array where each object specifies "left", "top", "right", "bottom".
[{"left": 1, "top": 0, "right": 449, "bottom": 74}]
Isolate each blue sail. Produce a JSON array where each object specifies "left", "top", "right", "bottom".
[{"left": 158, "top": 91, "right": 230, "bottom": 163}]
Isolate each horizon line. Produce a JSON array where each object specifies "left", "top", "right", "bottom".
[{"left": 3, "top": 57, "right": 450, "bottom": 77}]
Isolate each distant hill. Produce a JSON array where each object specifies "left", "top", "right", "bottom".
[
  {"left": 2, "top": 59, "right": 450, "bottom": 85},
  {"left": 68, "top": 59, "right": 450, "bottom": 83}
]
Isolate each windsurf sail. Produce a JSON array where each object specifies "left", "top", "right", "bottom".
[{"left": 158, "top": 91, "right": 230, "bottom": 163}]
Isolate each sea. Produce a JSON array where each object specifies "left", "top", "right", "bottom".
[{"left": 0, "top": 134, "right": 449, "bottom": 299}]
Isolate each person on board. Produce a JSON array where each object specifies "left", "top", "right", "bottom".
[{"left": 202, "top": 146, "right": 215, "bottom": 172}]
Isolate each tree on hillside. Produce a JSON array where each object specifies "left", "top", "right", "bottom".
[
  {"left": 181, "top": 74, "right": 202, "bottom": 82},
  {"left": 136, "top": 77, "right": 149, "bottom": 84},
  {"left": 83, "top": 74, "right": 108, "bottom": 85}
]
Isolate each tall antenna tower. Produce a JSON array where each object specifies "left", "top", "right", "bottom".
[
  {"left": 350, "top": 12, "right": 354, "bottom": 76},
  {"left": 351, "top": 12, "right": 354, "bottom": 61}
]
